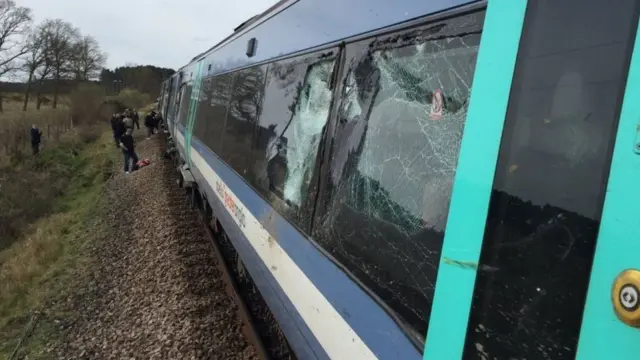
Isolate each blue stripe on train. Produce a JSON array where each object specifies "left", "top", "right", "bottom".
[
  {"left": 189, "top": 162, "right": 329, "bottom": 360},
  {"left": 188, "top": 134, "right": 421, "bottom": 360}
]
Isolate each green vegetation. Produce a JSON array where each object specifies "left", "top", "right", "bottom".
[
  {"left": 0, "top": 84, "right": 156, "bottom": 357},
  {"left": 0, "top": 129, "right": 118, "bottom": 359},
  {"left": 0, "top": 4, "right": 164, "bottom": 355}
]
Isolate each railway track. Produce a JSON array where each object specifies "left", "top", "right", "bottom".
[
  {"left": 198, "top": 213, "right": 271, "bottom": 360},
  {"left": 164, "top": 135, "right": 295, "bottom": 360}
]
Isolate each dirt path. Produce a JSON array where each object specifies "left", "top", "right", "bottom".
[{"left": 50, "top": 132, "right": 257, "bottom": 359}]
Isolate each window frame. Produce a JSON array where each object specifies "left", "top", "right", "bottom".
[
  {"left": 185, "top": 2, "right": 490, "bottom": 350},
  {"left": 247, "top": 48, "right": 342, "bottom": 235},
  {"left": 306, "top": 7, "right": 488, "bottom": 348},
  {"left": 218, "top": 64, "right": 269, "bottom": 177}
]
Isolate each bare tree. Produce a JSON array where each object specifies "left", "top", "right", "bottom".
[
  {"left": 69, "top": 35, "right": 106, "bottom": 81},
  {"left": 34, "top": 56, "right": 53, "bottom": 110},
  {"left": 41, "top": 18, "right": 79, "bottom": 108},
  {"left": 22, "top": 23, "right": 48, "bottom": 111},
  {"left": 0, "top": 0, "right": 31, "bottom": 111}
]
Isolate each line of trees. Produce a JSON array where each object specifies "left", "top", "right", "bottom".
[
  {"left": 0, "top": 0, "right": 107, "bottom": 112},
  {"left": 100, "top": 65, "right": 175, "bottom": 96}
]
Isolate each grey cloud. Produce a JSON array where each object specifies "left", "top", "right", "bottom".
[{"left": 20, "top": 0, "right": 278, "bottom": 70}]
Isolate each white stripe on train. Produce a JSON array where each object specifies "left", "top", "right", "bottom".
[{"left": 181, "top": 145, "right": 377, "bottom": 359}]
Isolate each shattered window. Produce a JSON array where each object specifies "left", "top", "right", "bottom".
[
  {"left": 283, "top": 61, "right": 334, "bottom": 206},
  {"left": 250, "top": 55, "right": 336, "bottom": 231},
  {"left": 314, "top": 11, "right": 484, "bottom": 338}
]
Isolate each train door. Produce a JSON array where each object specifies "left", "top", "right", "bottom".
[
  {"left": 163, "top": 77, "right": 173, "bottom": 119},
  {"left": 175, "top": 71, "right": 188, "bottom": 130},
  {"left": 423, "top": 0, "right": 640, "bottom": 359},
  {"left": 185, "top": 60, "right": 205, "bottom": 168}
]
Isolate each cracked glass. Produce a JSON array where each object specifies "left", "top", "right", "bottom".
[
  {"left": 464, "top": 1, "right": 639, "bottom": 359},
  {"left": 250, "top": 56, "right": 336, "bottom": 231},
  {"left": 314, "top": 11, "right": 484, "bottom": 338}
]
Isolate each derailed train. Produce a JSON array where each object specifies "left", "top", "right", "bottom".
[{"left": 159, "top": 0, "right": 640, "bottom": 358}]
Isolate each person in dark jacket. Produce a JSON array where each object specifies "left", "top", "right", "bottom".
[
  {"left": 119, "top": 128, "right": 139, "bottom": 174},
  {"left": 153, "top": 112, "right": 162, "bottom": 132},
  {"left": 111, "top": 113, "right": 125, "bottom": 147},
  {"left": 30, "top": 124, "right": 42, "bottom": 155},
  {"left": 132, "top": 109, "right": 140, "bottom": 129},
  {"left": 144, "top": 111, "right": 155, "bottom": 139}
]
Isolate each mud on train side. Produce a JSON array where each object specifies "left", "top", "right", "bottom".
[{"left": 158, "top": 0, "right": 640, "bottom": 359}]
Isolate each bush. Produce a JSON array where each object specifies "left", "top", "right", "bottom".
[
  {"left": 97, "top": 99, "right": 127, "bottom": 121},
  {"left": 76, "top": 126, "right": 101, "bottom": 144},
  {"left": 113, "top": 88, "right": 151, "bottom": 110},
  {"left": 8, "top": 94, "right": 22, "bottom": 102},
  {"left": 69, "top": 83, "right": 106, "bottom": 125}
]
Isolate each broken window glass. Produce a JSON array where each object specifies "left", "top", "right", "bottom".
[
  {"left": 314, "top": 11, "right": 484, "bottom": 338},
  {"left": 283, "top": 61, "right": 335, "bottom": 206},
  {"left": 250, "top": 54, "right": 336, "bottom": 231}
]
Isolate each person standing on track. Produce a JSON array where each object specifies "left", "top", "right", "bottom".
[
  {"left": 132, "top": 109, "right": 140, "bottom": 129},
  {"left": 144, "top": 111, "right": 155, "bottom": 139},
  {"left": 119, "top": 128, "right": 139, "bottom": 174},
  {"left": 123, "top": 112, "right": 134, "bottom": 131},
  {"left": 153, "top": 111, "right": 162, "bottom": 132},
  {"left": 110, "top": 113, "right": 123, "bottom": 147}
]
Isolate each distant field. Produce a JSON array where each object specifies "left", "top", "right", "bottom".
[{"left": 0, "top": 93, "right": 72, "bottom": 163}]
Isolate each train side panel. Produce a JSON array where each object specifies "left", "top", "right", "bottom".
[
  {"left": 188, "top": 134, "right": 420, "bottom": 359},
  {"left": 171, "top": 1, "right": 486, "bottom": 358}
]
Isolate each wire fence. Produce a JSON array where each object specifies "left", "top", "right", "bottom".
[{"left": 0, "top": 108, "right": 73, "bottom": 158}]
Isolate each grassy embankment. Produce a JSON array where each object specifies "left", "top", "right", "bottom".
[{"left": 0, "top": 93, "right": 156, "bottom": 358}]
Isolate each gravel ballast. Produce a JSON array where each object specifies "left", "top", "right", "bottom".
[{"left": 51, "top": 133, "right": 257, "bottom": 360}]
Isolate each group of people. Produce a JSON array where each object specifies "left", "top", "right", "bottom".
[{"left": 110, "top": 109, "right": 163, "bottom": 174}]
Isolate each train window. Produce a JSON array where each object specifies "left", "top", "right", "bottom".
[
  {"left": 313, "top": 11, "right": 485, "bottom": 338},
  {"left": 464, "top": 1, "right": 638, "bottom": 359},
  {"left": 193, "top": 77, "right": 211, "bottom": 143},
  {"left": 219, "top": 65, "right": 267, "bottom": 177},
  {"left": 250, "top": 54, "right": 336, "bottom": 232},
  {"left": 177, "top": 83, "right": 192, "bottom": 127},
  {"left": 171, "top": 81, "right": 182, "bottom": 123},
  {"left": 200, "top": 73, "right": 235, "bottom": 154}
]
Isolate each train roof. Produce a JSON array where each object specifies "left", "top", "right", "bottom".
[
  {"left": 189, "top": 0, "right": 294, "bottom": 63},
  {"left": 176, "top": 0, "right": 478, "bottom": 77}
]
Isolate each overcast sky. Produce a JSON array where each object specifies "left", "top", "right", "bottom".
[{"left": 19, "top": 0, "right": 278, "bottom": 70}]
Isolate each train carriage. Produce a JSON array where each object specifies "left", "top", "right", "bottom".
[{"left": 159, "top": 0, "right": 640, "bottom": 358}]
